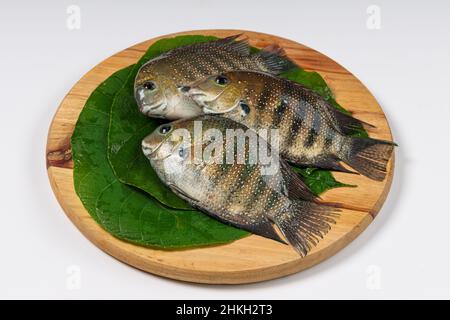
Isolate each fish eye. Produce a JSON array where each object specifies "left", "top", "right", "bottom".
[
  {"left": 143, "top": 81, "right": 156, "bottom": 91},
  {"left": 159, "top": 124, "right": 171, "bottom": 134},
  {"left": 215, "top": 75, "right": 228, "bottom": 86}
]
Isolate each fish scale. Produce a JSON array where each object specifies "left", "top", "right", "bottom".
[
  {"left": 142, "top": 115, "right": 340, "bottom": 256},
  {"left": 135, "top": 35, "right": 295, "bottom": 120},
  {"left": 188, "top": 70, "right": 396, "bottom": 180}
]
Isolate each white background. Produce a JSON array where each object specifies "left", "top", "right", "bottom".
[{"left": 1, "top": 0, "right": 449, "bottom": 299}]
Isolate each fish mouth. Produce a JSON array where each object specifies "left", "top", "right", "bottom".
[
  {"left": 142, "top": 140, "right": 163, "bottom": 159},
  {"left": 139, "top": 101, "right": 168, "bottom": 117},
  {"left": 142, "top": 145, "right": 154, "bottom": 157},
  {"left": 142, "top": 138, "right": 174, "bottom": 161},
  {"left": 142, "top": 136, "right": 159, "bottom": 156},
  {"left": 186, "top": 88, "right": 239, "bottom": 114},
  {"left": 185, "top": 88, "right": 206, "bottom": 99},
  {"left": 202, "top": 104, "right": 236, "bottom": 114},
  {"left": 184, "top": 89, "right": 214, "bottom": 111},
  {"left": 199, "top": 98, "right": 238, "bottom": 114}
]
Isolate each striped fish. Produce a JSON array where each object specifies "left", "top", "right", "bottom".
[
  {"left": 184, "top": 71, "right": 396, "bottom": 181},
  {"left": 134, "top": 35, "right": 294, "bottom": 120},
  {"left": 142, "top": 115, "right": 339, "bottom": 257}
]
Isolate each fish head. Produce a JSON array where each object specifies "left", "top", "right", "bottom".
[
  {"left": 184, "top": 72, "right": 244, "bottom": 114},
  {"left": 142, "top": 120, "right": 194, "bottom": 182},
  {"left": 142, "top": 120, "right": 191, "bottom": 164},
  {"left": 135, "top": 60, "right": 203, "bottom": 120}
]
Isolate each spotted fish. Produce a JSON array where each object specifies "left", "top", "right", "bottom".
[
  {"left": 184, "top": 70, "right": 396, "bottom": 181},
  {"left": 142, "top": 115, "right": 339, "bottom": 257},
  {"left": 134, "top": 35, "right": 294, "bottom": 119}
]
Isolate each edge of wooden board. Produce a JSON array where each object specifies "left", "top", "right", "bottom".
[{"left": 46, "top": 29, "right": 395, "bottom": 284}]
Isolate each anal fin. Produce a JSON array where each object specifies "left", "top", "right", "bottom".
[{"left": 244, "top": 219, "right": 287, "bottom": 244}]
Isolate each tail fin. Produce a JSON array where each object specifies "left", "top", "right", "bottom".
[
  {"left": 255, "top": 44, "right": 296, "bottom": 74},
  {"left": 272, "top": 201, "right": 339, "bottom": 257},
  {"left": 343, "top": 137, "right": 396, "bottom": 181}
]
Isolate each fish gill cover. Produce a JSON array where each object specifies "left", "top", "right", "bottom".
[{"left": 71, "top": 35, "right": 364, "bottom": 248}]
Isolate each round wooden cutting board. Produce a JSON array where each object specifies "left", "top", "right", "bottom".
[{"left": 46, "top": 30, "right": 394, "bottom": 284}]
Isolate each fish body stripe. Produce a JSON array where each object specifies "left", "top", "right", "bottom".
[
  {"left": 304, "top": 127, "right": 319, "bottom": 148},
  {"left": 211, "top": 163, "right": 233, "bottom": 184},
  {"left": 323, "top": 128, "right": 335, "bottom": 150},
  {"left": 311, "top": 111, "right": 322, "bottom": 133},
  {"left": 296, "top": 99, "right": 308, "bottom": 123},
  {"left": 218, "top": 165, "right": 249, "bottom": 209},
  {"left": 289, "top": 115, "right": 303, "bottom": 140},
  {"left": 273, "top": 98, "right": 289, "bottom": 127},
  {"left": 224, "top": 165, "right": 255, "bottom": 204},
  {"left": 256, "top": 84, "right": 273, "bottom": 110},
  {"left": 243, "top": 176, "right": 268, "bottom": 212},
  {"left": 228, "top": 166, "right": 263, "bottom": 210}
]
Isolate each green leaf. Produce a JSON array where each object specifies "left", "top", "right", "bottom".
[
  {"left": 292, "top": 167, "right": 355, "bottom": 196},
  {"left": 72, "top": 66, "right": 247, "bottom": 249},
  {"left": 281, "top": 67, "right": 335, "bottom": 101},
  {"left": 107, "top": 36, "right": 217, "bottom": 210}
]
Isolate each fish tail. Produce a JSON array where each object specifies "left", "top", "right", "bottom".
[
  {"left": 342, "top": 136, "right": 397, "bottom": 181},
  {"left": 272, "top": 201, "right": 339, "bottom": 257},
  {"left": 256, "top": 44, "right": 296, "bottom": 74}
]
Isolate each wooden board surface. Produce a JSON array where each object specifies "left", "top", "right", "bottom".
[{"left": 46, "top": 29, "right": 394, "bottom": 284}]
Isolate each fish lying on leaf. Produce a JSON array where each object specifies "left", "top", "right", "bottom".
[
  {"left": 141, "top": 115, "right": 339, "bottom": 257},
  {"left": 134, "top": 35, "right": 294, "bottom": 119},
  {"left": 182, "top": 71, "right": 396, "bottom": 181}
]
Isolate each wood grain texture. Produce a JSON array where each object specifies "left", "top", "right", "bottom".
[{"left": 46, "top": 30, "right": 395, "bottom": 284}]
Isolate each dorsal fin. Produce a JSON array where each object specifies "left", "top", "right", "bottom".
[
  {"left": 255, "top": 43, "right": 296, "bottom": 74},
  {"left": 324, "top": 104, "right": 375, "bottom": 135},
  {"left": 209, "top": 34, "right": 250, "bottom": 55}
]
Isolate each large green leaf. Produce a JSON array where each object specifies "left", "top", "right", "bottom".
[
  {"left": 72, "top": 66, "right": 247, "bottom": 248},
  {"left": 107, "top": 35, "right": 367, "bottom": 202}
]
